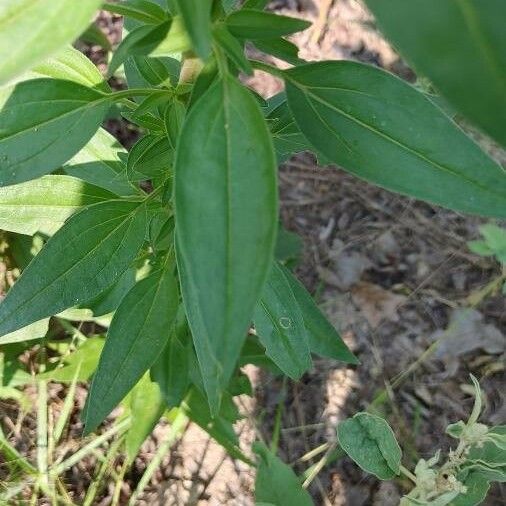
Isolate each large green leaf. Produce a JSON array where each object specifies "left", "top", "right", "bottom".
[
  {"left": 0, "top": 200, "right": 147, "bottom": 339},
  {"left": 226, "top": 10, "right": 310, "bottom": 40},
  {"left": 254, "top": 442, "right": 313, "bottom": 506},
  {"left": 175, "top": 74, "right": 277, "bottom": 413},
  {"left": 0, "top": 175, "right": 115, "bottom": 235},
  {"left": 0, "top": 78, "right": 111, "bottom": 186},
  {"left": 0, "top": 0, "right": 102, "bottom": 85},
  {"left": 285, "top": 61, "right": 506, "bottom": 218},
  {"left": 173, "top": 0, "right": 212, "bottom": 60},
  {"left": 366, "top": 0, "right": 506, "bottom": 148},
  {"left": 253, "top": 263, "right": 312, "bottom": 379},
  {"left": 64, "top": 128, "right": 140, "bottom": 197},
  {"left": 337, "top": 412, "right": 402, "bottom": 480},
  {"left": 282, "top": 265, "right": 358, "bottom": 364},
  {"left": 83, "top": 258, "right": 178, "bottom": 433}
]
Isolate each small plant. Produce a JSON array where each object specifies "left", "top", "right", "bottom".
[
  {"left": 0, "top": 0, "right": 505, "bottom": 503},
  {"left": 337, "top": 376, "right": 506, "bottom": 506}
]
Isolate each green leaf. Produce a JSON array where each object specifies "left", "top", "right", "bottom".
[
  {"left": 127, "top": 134, "right": 173, "bottom": 182},
  {"left": 38, "top": 337, "right": 105, "bottom": 382},
  {"left": 0, "top": 0, "right": 103, "bottom": 85},
  {"left": 83, "top": 258, "right": 179, "bottom": 433},
  {"left": 253, "top": 263, "right": 312, "bottom": 379},
  {"left": 468, "top": 426, "right": 506, "bottom": 468},
  {"left": 0, "top": 200, "right": 147, "bottom": 339},
  {"left": 124, "top": 55, "right": 180, "bottom": 90},
  {"left": 151, "top": 322, "right": 190, "bottom": 408},
  {"left": 282, "top": 266, "right": 358, "bottom": 364},
  {"left": 254, "top": 38, "right": 303, "bottom": 66},
  {"left": 213, "top": 25, "right": 253, "bottom": 75},
  {"left": 337, "top": 412, "right": 402, "bottom": 480},
  {"left": 173, "top": 0, "right": 212, "bottom": 60},
  {"left": 0, "top": 319, "right": 49, "bottom": 345},
  {"left": 103, "top": 0, "right": 168, "bottom": 24},
  {"left": 125, "top": 373, "right": 165, "bottom": 462},
  {"left": 64, "top": 128, "right": 140, "bottom": 197},
  {"left": 164, "top": 99, "right": 186, "bottom": 150},
  {"left": 253, "top": 442, "right": 313, "bottom": 506},
  {"left": 266, "top": 94, "right": 312, "bottom": 163},
  {"left": 108, "top": 21, "right": 172, "bottom": 76},
  {"left": 452, "top": 472, "right": 491, "bottom": 506},
  {"left": 285, "top": 61, "right": 506, "bottom": 218},
  {"left": 81, "top": 265, "right": 138, "bottom": 317},
  {"left": 0, "top": 78, "right": 111, "bottom": 186},
  {"left": 365, "top": 0, "right": 506, "bottom": 148},
  {"left": 0, "top": 175, "right": 115, "bottom": 235},
  {"left": 226, "top": 10, "right": 311, "bottom": 40},
  {"left": 182, "top": 386, "right": 250, "bottom": 463},
  {"left": 175, "top": 74, "right": 277, "bottom": 413},
  {"left": 31, "top": 45, "right": 110, "bottom": 92}
]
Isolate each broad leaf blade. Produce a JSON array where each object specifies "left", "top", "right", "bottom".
[
  {"left": 281, "top": 265, "right": 358, "bottom": 364},
  {"left": 337, "top": 412, "right": 402, "bottom": 480},
  {"left": 285, "top": 61, "right": 506, "bottom": 218},
  {"left": 0, "top": 78, "right": 111, "bottom": 186},
  {"left": 253, "top": 263, "right": 312, "bottom": 379},
  {"left": 0, "top": 0, "right": 102, "bottom": 85},
  {"left": 0, "top": 200, "right": 147, "bottom": 339},
  {"left": 366, "top": 0, "right": 506, "bottom": 148},
  {"left": 0, "top": 175, "right": 115, "bottom": 235},
  {"left": 173, "top": 0, "right": 212, "bottom": 60},
  {"left": 254, "top": 442, "right": 313, "bottom": 506},
  {"left": 175, "top": 75, "right": 277, "bottom": 413},
  {"left": 83, "top": 259, "right": 178, "bottom": 433}
]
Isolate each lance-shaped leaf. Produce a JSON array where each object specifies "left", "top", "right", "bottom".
[
  {"left": 125, "top": 374, "right": 165, "bottom": 462},
  {"left": 64, "top": 128, "right": 140, "bottom": 197},
  {"left": 0, "top": 200, "right": 147, "bottom": 339},
  {"left": 365, "top": 0, "right": 506, "bottom": 148},
  {"left": 281, "top": 265, "right": 358, "bottom": 364},
  {"left": 253, "top": 263, "right": 312, "bottom": 379},
  {"left": 175, "top": 74, "right": 277, "bottom": 413},
  {"left": 127, "top": 134, "right": 173, "bottom": 182},
  {"left": 0, "top": 78, "right": 111, "bottom": 186},
  {"left": 337, "top": 412, "right": 402, "bottom": 480},
  {"left": 226, "top": 10, "right": 310, "bottom": 40},
  {"left": 0, "top": 175, "right": 115, "bottom": 235},
  {"left": 0, "top": 0, "right": 103, "bottom": 85},
  {"left": 83, "top": 258, "right": 178, "bottom": 433},
  {"left": 173, "top": 0, "right": 212, "bottom": 60},
  {"left": 103, "top": 0, "right": 168, "bottom": 25},
  {"left": 285, "top": 61, "right": 506, "bottom": 218}
]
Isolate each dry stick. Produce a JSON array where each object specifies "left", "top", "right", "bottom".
[{"left": 311, "top": 0, "right": 335, "bottom": 44}]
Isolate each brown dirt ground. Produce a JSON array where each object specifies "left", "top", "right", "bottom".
[{"left": 1, "top": 1, "right": 505, "bottom": 505}]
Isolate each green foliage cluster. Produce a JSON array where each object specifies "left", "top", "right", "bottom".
[{"left": 0, "top": 0, "right": 505, "bottom": 504}]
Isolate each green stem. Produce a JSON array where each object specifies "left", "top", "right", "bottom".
[
  {"left": 109, "top": 88, "right": 168, "bottom": 102},
  {"left": 51, "top": 418, "right": 130, "bottom": 475},
  {"left": 128, "top": 411, "right": 188, "bottom": 505},
  {"left": 249, "top": 60, "right": 286, "bottom": 79},
  {"left": 400, "top": 464, "right": 417, "bottom": 484}
]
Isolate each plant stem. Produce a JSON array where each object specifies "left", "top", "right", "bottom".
[
  {"left": 400, "top": 464, "right": 417, "bottom": 484},
  {"left": 51, "top": 418, "right": 130, "bottom": 475},
  {"left": 128, "top": 411, "right": 188, "bottom": 505},
  {"left": 249, "top": 60, "right": 286, "bottom": 79}
]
